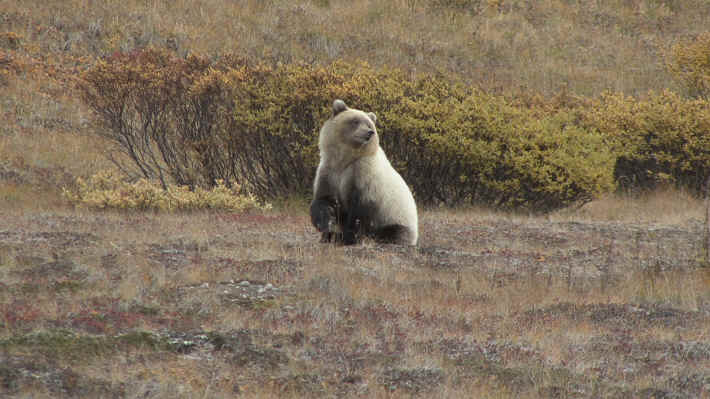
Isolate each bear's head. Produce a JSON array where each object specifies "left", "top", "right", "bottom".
[{"left": 319, "top": 99, "right": 379, "bottom": 164}]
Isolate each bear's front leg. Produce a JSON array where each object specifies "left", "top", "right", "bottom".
[
  {"left": 311, "top": 198, "right": 344, "bottom": 243},
  {"left": 341, "top": 219, "right": 361, "bottom": 245},
  {"left": 342, "top": 189, "right": 370, "bottom": 245},
  {"left": 310, "top": 198, "right": 336, "bottom": 232}
]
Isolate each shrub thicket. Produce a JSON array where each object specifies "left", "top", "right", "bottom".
[
  {"left": 581, "top": 91, "right": 710, "bottom": 194},
  {"left": 79, "top": 50, "right": 342, "bottom": 199},
  {"left": 77, "top": 49, "right": 213, "bottom": 189},
  {"left": 78, "top": 48, "right": 710, "bottom": 210}
]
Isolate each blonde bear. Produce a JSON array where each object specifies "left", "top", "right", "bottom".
[{"left": 310, "top": 100, "right": 418, "bottom": 245}]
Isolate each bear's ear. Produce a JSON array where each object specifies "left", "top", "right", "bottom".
[
  {"left": 333, "top": 99, "right": 348, "bottom": 116},
  {"left": 367, "top": 112, "right": 377, "bottom": 124}
]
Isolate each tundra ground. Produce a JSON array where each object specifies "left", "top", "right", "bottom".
[{"left": 2, "top": 195, "right": 709, "bottom": 398}]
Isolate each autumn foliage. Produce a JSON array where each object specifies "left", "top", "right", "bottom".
[
  {"left": 581, "top": 91, "right": 710, "bottom": 194},
  {"left": 63, "top": 170, "right": 270, "bottom": 212},
  {"left": 77, "top": 48, "right": 710, "bottom": 211},
  {"left": 666, "top": 32, "right": 710, "bottom": 99}
]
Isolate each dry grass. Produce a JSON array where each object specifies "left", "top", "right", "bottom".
[
  {"left": 7, "top": 152, "right": 708, "bottom": 386},
  {"left": 0, "top": 52, "right": 112, "bottom": 211},
  {"left": 3, "top": 0, "right": 710, "bottom": 96},
  {"left": 1, "top": 197, "right": 708, "bottom": 398},
  {"left": 562, "top": 188, "right": 707, "bottom": 224}
]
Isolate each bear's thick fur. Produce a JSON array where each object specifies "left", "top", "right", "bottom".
[{"left": 310, "top": 99, "right": 418, "bottom": 245}]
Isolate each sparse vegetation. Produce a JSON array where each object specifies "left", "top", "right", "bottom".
[
  {"left": 2, "top": 0, "right": 710, "bottom": 397},
  {"left": 1, "top": 200, "right": 709, "bottom": 398}
]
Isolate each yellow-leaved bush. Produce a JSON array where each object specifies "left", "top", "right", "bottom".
[
  {"left": 63, "top": 170, "right": 270, "bottom": 212},
  {"left": 580, "top": 90, "right": 710, "bottom": 194},
  {"left": 666, "top": 32, "right": 710, "bottom": 99},
  {"left": 77, "top": 47, "right": 710, "bottom": 211}
]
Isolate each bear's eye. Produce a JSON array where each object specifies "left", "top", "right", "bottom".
[{"left": 347, "top": 118, "right": 360, "bottom": 127}]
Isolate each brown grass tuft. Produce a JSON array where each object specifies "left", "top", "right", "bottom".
[{"left": 564, "top": 187, "right": 705, "bottom": 224}]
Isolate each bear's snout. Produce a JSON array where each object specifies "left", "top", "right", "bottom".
[{"left": 355, "top": 129, "right": 375, "bottom": 145}]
